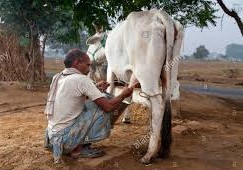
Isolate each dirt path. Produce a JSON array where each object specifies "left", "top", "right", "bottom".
[{"left": 0, "top": 82, "right": 243, "bottom": 169}]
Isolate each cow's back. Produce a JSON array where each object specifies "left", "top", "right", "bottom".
[{"left": 106, "top": 9, "right": 172, "bottom": 82}]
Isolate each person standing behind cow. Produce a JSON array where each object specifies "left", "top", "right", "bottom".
[{"left": 44, "top": 48, "right": 133, "bottom": 163}]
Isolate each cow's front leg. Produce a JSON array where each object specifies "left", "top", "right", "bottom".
[
  {"left": 121, "top": 96, "right": 132, "bottom": 123},
  {"left": 122, "top": 74, "right": 138, "bottom": 123},
  {"left": 140, "top": 95, "right": 165, "bottom": 164},
  {"left": 106, "top": 65, "right": 115, "bottom": 95}
]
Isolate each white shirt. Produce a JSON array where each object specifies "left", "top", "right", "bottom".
[{"left": 47, "top": 72, "right": 105, "bottom": 136}]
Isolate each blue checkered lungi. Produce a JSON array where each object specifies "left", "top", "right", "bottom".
[{"left": 45, "top": 99, "right": 111, "bottom": 163}]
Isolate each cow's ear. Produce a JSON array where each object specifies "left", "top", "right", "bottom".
[{"left": 86, "top": 36, "right": 100, "bottom": 45}]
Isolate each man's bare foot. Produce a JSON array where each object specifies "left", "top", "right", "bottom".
[
  {"left": 70, "top": 144, "right": 83, "bottom": 156},
  {"left": 70, "top": 144, "right": 104, "bottom": 158}
]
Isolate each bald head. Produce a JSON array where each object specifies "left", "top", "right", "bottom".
[
  {"left": 64, "top": 49, "right": 86, "bottom": 68},
  {"left": 64, "top": 48, "right": 91, "bottom": 75}
]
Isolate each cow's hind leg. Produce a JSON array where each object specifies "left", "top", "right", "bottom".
[
  {"left": 106, "top": 65, "right": 115, "bottom": 94},
  {"left": 138, "top": 82, "right": 165, "bottom": 164}
]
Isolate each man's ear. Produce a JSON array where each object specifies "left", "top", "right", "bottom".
[
  {"left": 72, "top": 59, "right": 79, "bottom": 67},
  {"left": 86, "top": 36, "right": 100, "bottom": 45}
]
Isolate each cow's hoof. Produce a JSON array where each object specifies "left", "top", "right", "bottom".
[
  {"left": 122, "top": 118, "right": 131, "bottom": 124},
  {"left": 139, "top": 156, "right": 151, "bottom": 164}
]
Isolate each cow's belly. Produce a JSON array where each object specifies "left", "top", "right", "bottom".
[{"left": 106, "top": 21, "right": 134, "bottom": 84}]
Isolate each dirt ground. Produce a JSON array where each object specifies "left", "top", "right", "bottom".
[
  {"left": 178, "top": 61, "right": 243, "bottom": 88},
  {"left": 0, "top": 81, "right": 243, "bottom": 170}
]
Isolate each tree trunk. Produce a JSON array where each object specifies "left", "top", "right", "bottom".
[
  {"left": 28, "top": 28, "right": 46, "bottom": 85},
  {"left": 29, "top": 27, "right": 35, "bottom": 86},
  {"left": 40, "top": 34, "right": 47, "bottom": 81},
  {"left": 217, "top": 0, "right": 243, "bottom": 36}
]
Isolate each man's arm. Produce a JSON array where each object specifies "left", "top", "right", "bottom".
[{"left": 94, "top": 87, "right": 133, "bottom": 113}]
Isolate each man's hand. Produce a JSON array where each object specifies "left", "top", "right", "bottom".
[
  {"left": 121, "top": 86, "right": 133, "bottom": 98},
  {"left": 96, "top": 80, "right": 110, "bottom": 92},
  {"left": 94, "top": 86, "right": 133, "bottom": 113}
]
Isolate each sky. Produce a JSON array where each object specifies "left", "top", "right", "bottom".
[{"left": 183, "top": 0, "right": 243, "bottom": 55}]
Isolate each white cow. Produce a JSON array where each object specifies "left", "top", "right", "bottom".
[
  {"left": 86, "top": 31, "right": 108, "bottom": 82},
  {"left": 86, "top": 9, "right": 184, "bottom": 164}
]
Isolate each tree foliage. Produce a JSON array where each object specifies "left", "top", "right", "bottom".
[
  {"left": 73, "top": 0, "right": 218, "bottom": 33},
  {"left": 0, "top": 0, "right": 68, "bottom": 81},
  {"left": 226, "top": 44, "right": 243, "bottom": 60},
  {"left": 0, "top": 0, "right": 80, "bottom": 43},
  {"left": 0, "top": 0, "right": 219, "bottom": 45},
  {"left": 193, "top": 45, "right": 210, "bottom": 59},
  {"left": 0, "top": 0, "right": 219, "bottom": 81}
]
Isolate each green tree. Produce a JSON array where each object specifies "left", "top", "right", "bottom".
[
  {"left": 226, "top": 44, "right": 243, "bottom": 60},
  {"left": 193, "top": 45, "right": 210, "bottom": 59},
  {"left": 46, "top": 30, "right": 89, "bottom": 54},
  {"left": 73, "top": 0, "right": 218, "bottom": 31},
  {"left": 0, "top": 0, "right": 219, "bottom": 82},
  {"left": 0, "top": 0, "right": 83, "bottom": 81}
]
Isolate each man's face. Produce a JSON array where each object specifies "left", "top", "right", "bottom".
[{"left": 75, "top": 54, "right": 91, "bottom": 75}]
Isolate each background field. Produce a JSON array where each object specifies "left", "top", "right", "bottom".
[
  {"left": 0, "top": 60, "right": 243, "bottom": 170},
  {"left": 45, "top": 58, "right": 243, "bottom": 87}
]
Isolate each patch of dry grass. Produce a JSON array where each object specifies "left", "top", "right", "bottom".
[{"left": 179, "top": 61, "right": 243, "bottom": 87}]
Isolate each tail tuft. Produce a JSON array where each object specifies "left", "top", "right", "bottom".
[{"left": 158, "top": 100, "right": 172, "bottom": 158}]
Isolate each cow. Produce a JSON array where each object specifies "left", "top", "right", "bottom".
[
  {"left": 86, "top": 30, "right": 108, "bottom": 82},
  {"left": 86, "top": 9, "right": 184, "bottom": 164}
]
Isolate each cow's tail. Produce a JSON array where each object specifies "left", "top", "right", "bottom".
[{"left": 156, "top": 10, "right": 174, "bottom": 158}]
